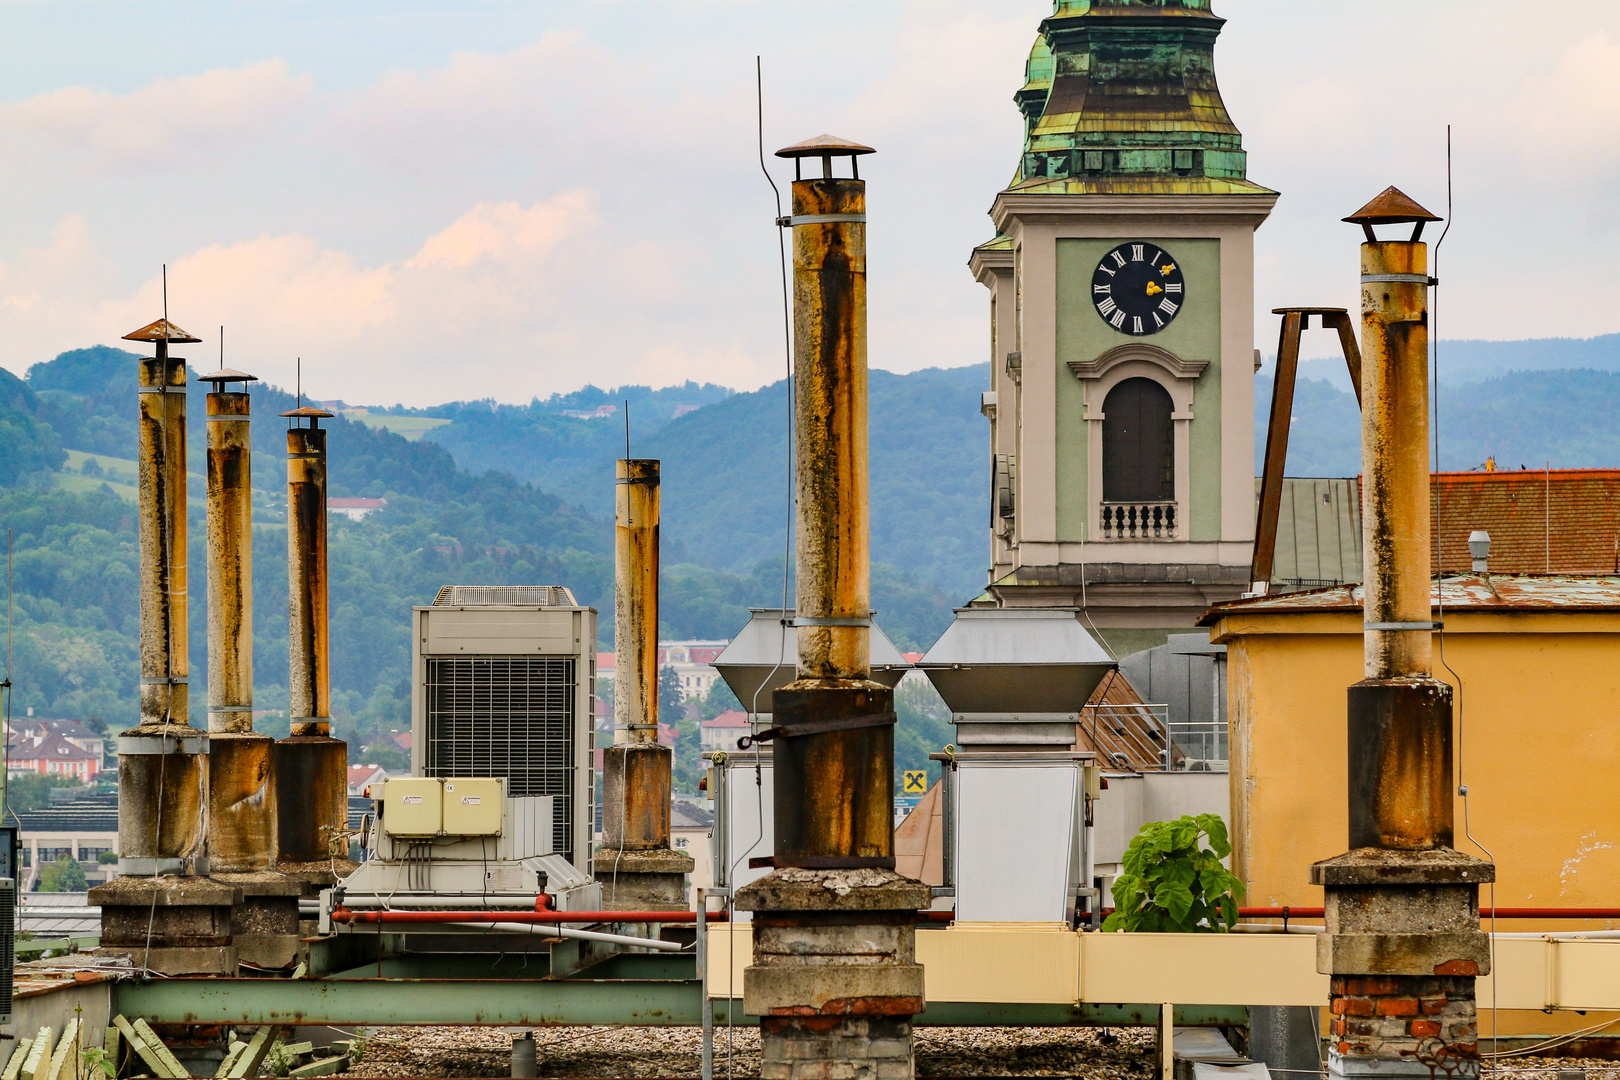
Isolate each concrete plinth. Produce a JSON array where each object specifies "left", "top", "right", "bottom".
[
  {"left": 214, "top": 871, "right": 303, "bottom": 971},
  {"left": 1311, "top": 849, "right": 1493, "bottom": 1079},
  {"left": 592, "top": 847, "right": 694, "bottom": 910},
  {"left": 738, "top": 868, "right": 929, "bottom": 1080},
  {"left": 89, "top": 875, "right": 241, "bottom": 975}
]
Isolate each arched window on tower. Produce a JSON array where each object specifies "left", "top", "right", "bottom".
[{"left": 1101, "top": 377, "right": 1175, "bottom": 537}]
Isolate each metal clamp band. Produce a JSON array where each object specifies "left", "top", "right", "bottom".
[
  {"left": 1361, "top": 274, "right": 1436, "bottom": 285},
  {"left": 119, "top": 734, "right": 209, "bottom": 755},
  {"left": 616, "top": 723, "right": 660, "bottom": 731},
  {"left": 613, "top": 477, "right": 658, "bottom": 486},
  {"left": 206, "top": 414, "right": 250, "bottom": 421},
  {"left": 738, "top": 711, "right": 896, "bottom": 750},
  {"left": 208, "top": 705, "right": 255, "bottom": 713},
  {"left": 139, "top": 676, "right": 189, "bottom": 685},
  {"left": 136, "top": 386, "right": 189, "bottom": 394},
  {"left": 789, "top": 616, "right": 872, "bottom": 628},
  {"left": 287, "top": 452, "right": 324, "bottom": 459},
  {"left": 1363, "top": 621, "right": 1444, "bottom": 630},
  {"left": 779, "top": 214, "right": 867, "bottom": 226}
]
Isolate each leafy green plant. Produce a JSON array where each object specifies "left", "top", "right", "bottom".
[
  {"left": 80, "top": 1046, "right": 116, "bottom": 1078},
  {"left": 1102, "top": 814, "right": 1244, "bottom": 933}
]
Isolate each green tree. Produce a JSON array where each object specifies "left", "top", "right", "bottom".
[
  {"left": 6, "top": 773, "right": 84, "bottom": 813},
  {"left": 40, "top": 854, "right": 87, "bottom": 892},
  {"left": 696, "top": 676, "right": 741, "bottom": 721},
  {"left": 657, "top": 664, "right": 685, "bottom": 719},
  {"left": 1103, "top": 814, "right": 1245, "bottom": 933}
]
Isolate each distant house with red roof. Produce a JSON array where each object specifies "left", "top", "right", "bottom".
[
  {"left": 8, "top": 732, "right": 101, "bottom": 782},
  {"left": 348, "top": 764, "right": 394, "bottom": 796},
  {"left": 700, "top": 710, "right": 749, "bottom": 754}
]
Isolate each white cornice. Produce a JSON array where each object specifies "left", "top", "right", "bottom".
[
  {"left": 991, "top": 191, "right": 1279, "bottom": 234},
  {"left": 967, "top": 244, "right": 1014, "bottom": 285}
]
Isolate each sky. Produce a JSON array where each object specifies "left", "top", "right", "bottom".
[{"left": 1, "top": 1, "right": 1618, "bottom": 406}]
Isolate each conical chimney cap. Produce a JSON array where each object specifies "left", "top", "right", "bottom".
[
  {"left": 198, "top": 367, "right": 257, "bottom": 385},
  {"left": 122, "top": 318, "right": 201, "bottom": 344},
  {"left": 775, "top": 134, "right": 875, "bottom": 159},
  {"left": 1343, "top": 186, "right": 1441, "bottom": 226}
]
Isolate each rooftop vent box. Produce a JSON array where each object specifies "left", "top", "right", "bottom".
[
  {"left": 714, "top": 608, "right": 910, "bottom": 714},
  {"left": 916, "top": 608, "right": 1114, "bottom": 747}
]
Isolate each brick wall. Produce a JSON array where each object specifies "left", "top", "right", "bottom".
[
  {"left": 1329, "top": 975, "right": 1478, "bottom": 1074},
  {"left": 761, "top": 1017, "right": 913, "bottom": 1080}
]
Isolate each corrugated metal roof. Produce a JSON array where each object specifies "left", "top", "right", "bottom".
[
  {"left": 1200, "top": 574, "right": 1620, "bottom": 626},
  {"left": 1266, "top": 477, "right": 1363, "bottom": 588},
  {"left": 1076, "top": 670, "right": 1170, "bottom": 771}
]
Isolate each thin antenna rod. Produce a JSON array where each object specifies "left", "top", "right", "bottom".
[
  {"left": 3, "top": 529, "right": 12, "bottom": 822},
  {"left": 220, "top": 325, "right": 225, "bottom": 367},
  {"left": 297, "top": 357, "right": 302, "bottom": 410},
  {"left": 162, "top": 265, "right": 168, "bottom": 327},
  {"left": 625, "top": 399, "right": 630, "bottom": 459}
]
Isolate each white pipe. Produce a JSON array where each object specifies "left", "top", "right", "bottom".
[{"left": 446, "top": 920, "right": 684, "bottom": 952}]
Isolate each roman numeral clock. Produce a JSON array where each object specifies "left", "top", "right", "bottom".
[{"left": 1091, "top": 242, "right": 1186, "bottom": 336}]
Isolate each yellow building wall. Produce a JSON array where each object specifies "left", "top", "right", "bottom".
[{"left": 1215, "top": 609, "right": 1620, "bottom": 1037}]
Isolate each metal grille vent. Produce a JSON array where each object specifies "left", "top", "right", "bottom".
[
  {"left": 424, "top": 658, "right": 576, "bottom": 861},
  {"left": 432, "top": 585, "right": 577, "bottom": 607},
  {"left": 0, "top": 879, "right": 15, "bottom": 1022}
]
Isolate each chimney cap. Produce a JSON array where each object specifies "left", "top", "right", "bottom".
[
  {"left": 122, "top": 318, "right": 202, "bottom": 344},
  {"left": 280, "top": 405, "right": 335, "bottom": 419},
  {"left": 1468, "top": 529, "right": 1491, "bottom": 560},
  {"left": 775, "top": 134, "right": 875, "bottom": 159},
  {"left": 198, "top": 367, "right": 257, "bottom": 385},
  {"left": 1343, "top": 186, "right": 1441, "bottom": 226}
]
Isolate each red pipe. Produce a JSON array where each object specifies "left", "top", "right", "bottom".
[
  {"left": 1238, "top": 907, "right": 1620, "bottom": 920},
  {"left": 332, "top": 908, "right": 728, "bottom": 925}
]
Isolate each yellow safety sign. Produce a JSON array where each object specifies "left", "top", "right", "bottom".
[{"left": 902, "top": 770, "right": 927, "bottom": 794}]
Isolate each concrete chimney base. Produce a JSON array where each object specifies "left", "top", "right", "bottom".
[{"left": 738, "top": 868, "right": 928, "bottom": 1080}]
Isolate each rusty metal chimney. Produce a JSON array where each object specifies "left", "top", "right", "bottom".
[
  {"left": 1310, "top": 188, "right": 1493, "bottom": 1080},
  {"left": 735, "top": 134, "right": 927, "bottom": 1080},
  {"left": 592, "top": 458, "right": 693, "bottom": 908},
  {"left": 118, "top": 318, "right": 209, "bottom": 877},
  {"left": 90, "top": 317, "right": 240, "bottom": 977},
  {"left": 275, "top": 403, "right": 350, "bottom": 877},
  {"left": 200, "top": 366, "right": 276, "bottom": 870}
]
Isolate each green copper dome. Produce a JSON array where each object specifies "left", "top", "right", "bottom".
[{"left": 1011, "top": 0, "right": 1269, "bottom": 194}]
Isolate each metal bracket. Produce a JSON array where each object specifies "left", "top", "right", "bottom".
[
  {"left": 1363, "top": 621, "right": 1444, "bottom": 630},
  {"left": 138, "top": 676, "right": 189, "bottom": 685},
  {"left": 788, "top": 616, "right": 871, "bottom": 628},
  {"left": 119, "top": 734, "right": 209, "bottom": 755},
  {"left": 738, "top": 711, "right": 896, "bottom": 750}
]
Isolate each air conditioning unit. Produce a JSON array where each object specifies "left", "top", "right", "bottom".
[
  {"left": 0, "top": 877, "right": 14, "bottom": 1024},
  {"left": 411, "top": 585, "right": 597, "bottom": 874}
]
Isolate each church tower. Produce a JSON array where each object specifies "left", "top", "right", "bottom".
[{"left": 970, "top": 0, "right": 1276, "bottom": 654}]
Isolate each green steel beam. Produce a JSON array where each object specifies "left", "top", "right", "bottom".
[
  {"left": 114, "top": 977, "right": 703, "bottom": 1027},
  {"left": 116, "top": 975, "right": 1247, "bottom": 1030}
]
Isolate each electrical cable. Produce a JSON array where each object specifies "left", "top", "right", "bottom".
[{"left": 1429, "top": 125, "right": 1502, "bottom": 1073}]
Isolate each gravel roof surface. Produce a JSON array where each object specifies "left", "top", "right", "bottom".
[{"left": 342, "top": 1025, "right": 1157, "bottom": 1078}]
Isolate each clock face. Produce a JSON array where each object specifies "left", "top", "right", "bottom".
[{"left": 1091, "top": 242, "right": 1186, "bottom": 336}]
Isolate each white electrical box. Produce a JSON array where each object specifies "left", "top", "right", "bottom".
[
  {"left": 382, "top": 778, "right": 443, "bottom": 838},
  {"left": 443, "top": 778, "right": 503, "bottom": 836}
]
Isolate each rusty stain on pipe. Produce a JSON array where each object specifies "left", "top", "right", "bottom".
[
  {"left": 614, "top": 459, "right": 660, "bottom": 746},
  {"left": 603, "top": 458, "right": 672, "bottom": 851},
  {"left": 276, "top": 406, "right": 348, "bottom": 868},
  {"left": 206, "top": 382, "right": 278, "bottom": 871},
  {"left": 118, "top": 318, "right": 210, "bottom": 875},
  {"left": 792, "top": 177, "right": 871, "bottom": 683},
  {"left": 1360, "top": 239, "right": 1433, "bottom": 680}
]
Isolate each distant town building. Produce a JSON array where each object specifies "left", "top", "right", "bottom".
[
  {"left": 329, "top": 497, "right": 388, "bottom": 521},
  {"left": 348, "top": 764, "right": 393, "bottom": 796},
  {"left": 11, "top": 790, "right": 118, "bottom": 890},
  {"left": 561, "top": 404, "right": 618, "bottom": 420},
  {"left": 700, "top": 710, "right": 749, "bottom": 754},
  {"left": 672, "top": 798, "right": 714, "bottom": 900},
  {"left": 597, "top": 640, "right": 728, "bottom": 702},
  {"left": 6, "top": 717, "right": 106, "bottom": 765},
  {"left": 8, "top": 731, "right": 102, "bottom": 782}
]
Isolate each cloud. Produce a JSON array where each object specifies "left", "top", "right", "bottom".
[
  {"left": 0, "top": 58, "right": 311, "bottom": 170},
  {"left": 1507, "top": 32, "right": 1620, "bottom": 180}
]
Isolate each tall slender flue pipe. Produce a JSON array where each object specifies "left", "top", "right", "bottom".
[
  {"left": 275, "top": 405, "right": 347, "bottom": 865},
  {"left": 118, "top": 318, "right": 209, "bottom": 876},
  {"left": 202, "top": 367, "right": 276, "bottom": 870}
]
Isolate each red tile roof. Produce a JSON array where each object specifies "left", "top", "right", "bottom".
[
  {"left": 1431, "top": 469, "right": 1620, "bottom": 575},
  {"left": 1202, "top": 574, "right": 1620, "bottom": 624},
  {"left": 703, "top": 709, "right": 749, "bottom": 728}
]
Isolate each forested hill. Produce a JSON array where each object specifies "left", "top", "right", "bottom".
[
  {"left": 0, "top": 348, "right": 982, "bottom": 764},
  {"left": 417, "top": 366, "right": 990, "bottom": 601}
]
